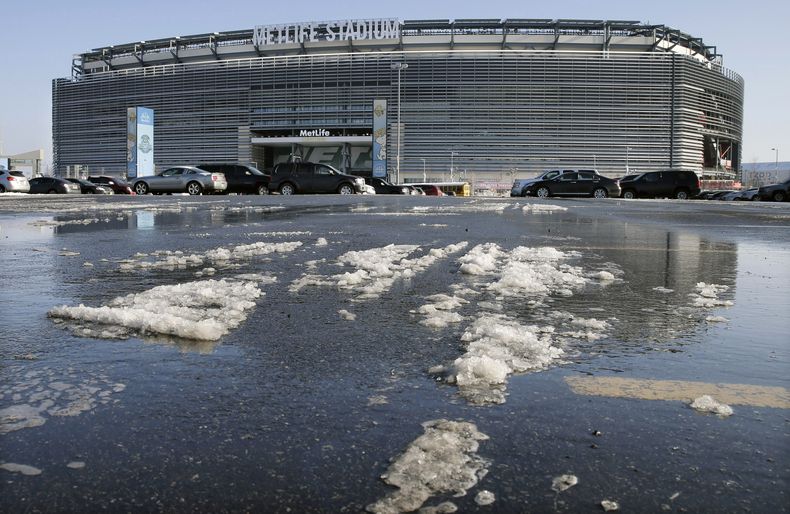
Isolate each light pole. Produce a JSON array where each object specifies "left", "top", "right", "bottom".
[
  {"left": 391, "top": 62, "right": 409, "bottom": 184},
  {"left": 772, "top": 147, "right": 779, "bottom": 170},
  {"left": 593, "top": 154, "right": 597, "bottom": 169},
  {"left": 421, "top": 158, "right": 426, "bottom": 182},
  {"left": 450, "top": 151, "right": 458, "bottom": 181}
]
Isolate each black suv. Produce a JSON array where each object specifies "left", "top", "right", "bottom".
[
  {"left": 364, "top": 177, "right": 412, "bottom": 195},
  {"left": 197, "top": 164, "right": 270, "bottom": 195},
  {"left": 618, "top": 170, "right": 700, "bottom": 200},
  {"left": 269, "top": 162, "right": 365, "bottom": 195},
  {"left": 757, "top": 178, "right": 790, "bottom": 202}
]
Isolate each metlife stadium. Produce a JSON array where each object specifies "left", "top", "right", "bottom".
[{"left": 52, "top": 18, "right": 744, "bottom": 182}]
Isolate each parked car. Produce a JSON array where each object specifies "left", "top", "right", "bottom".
[
  {"left": 521, "top": 170, "right": 620, "bottom": 198},
  {"left": 757, "top": 178, "right": 790, "bottom": 202},
  {"left": 28, "top": 177, "right": 81, "bottom": 194},
  {"left": 131, "top": 167, "right": 227, "bottom": 195},
  {"left": 619, "top": 169, "right": 700, "bottom": 199},
  {"left": 66, "top": 178, "right": 113, "bottom": 194},
  {"left": 697, "top": 190, "right": 733, "bottom": 200},
  {"left": 718, "top": 188, "right": 760, "bottom": 201},
  {"left": 197, "top": 164, "right": 270, "bottom": 195},
  {"left": 0, "top": 169, "right": 30, "bottom": 193},
  {"left": 363, "top": 177, "right": 412, "bottom": 195},
  {"left": 514, "top": 169, "right": 600, "bottom": 197},
  {"left": 88, "top": 175, "right": 135, "bottom": 195},
  {"left": 268, "top": 162, "right": 365, "bottom": 195}
]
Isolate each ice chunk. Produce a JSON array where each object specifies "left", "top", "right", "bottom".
[
  {"left": 601, "top": 499, "right": 620, "bottom": 511},
  {"left": 315, "top": 237, "right": 328, "bottom": 246},
  {"left": 49, "top": 279, "right": 262, "bottom": 341},
  {"left": 705, "top": 315, "right": 728, "bottom": 323},
  {"left": 66, "top": 461, "right": 86, "bottom": 469},
  {"left": 653, "top": 286, "right": 674, "bottom": 294},
  {"left": 551, "top": 474, "right": 578, "bottom": 492},
  {"left": 475, "top": 490, "right": 496, "bottom": 505},
  {"left": 0, "top": 462, "right": 42, "bottom": 476},
  {"left": 367, "top": 419, "right": 489, "bottom": 514},
  {"left": 522, "top": 203, "right": 568, "bottom": 213},
  {"left": 689, "top": 395, "right": 733, "bottom": 417},
  {"left": 338, "top": 309, "right": 357, "bottom": 321}
]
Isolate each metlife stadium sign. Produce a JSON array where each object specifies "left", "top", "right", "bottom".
[
  {"left": 253, "top": 19, "right": 399, "bottom": 46},
  {"left": 126, "top": 107, "right": 154, "bottom": 179}
]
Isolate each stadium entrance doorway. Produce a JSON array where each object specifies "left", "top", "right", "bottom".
[{"left": 251, "top": 134, "right": 372, "bottom": 175}]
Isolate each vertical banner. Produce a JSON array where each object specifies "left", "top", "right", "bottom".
[
  {"left": 371, "top": 99, "right": 387, "bottom": 178},
  {"left": 126, "top": 107, "right": 154, "bottom": 179}
]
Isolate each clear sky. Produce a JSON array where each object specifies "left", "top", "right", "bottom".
[{"left": 1, "top": 0, "right": 787, "bottom": 167}]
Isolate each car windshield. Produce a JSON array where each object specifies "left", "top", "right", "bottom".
[
  {"left": 247, "top": 166, "right": 266, "bottom": 176},
  {"left": 10, "top": 171, "right": 26, "bottom": 178}
]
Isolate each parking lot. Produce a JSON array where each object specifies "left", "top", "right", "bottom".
[{"left": 1, "top": 194, "right": 788, "bottom": 513}]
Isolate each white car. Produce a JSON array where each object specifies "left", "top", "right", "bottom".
[{"left": 0, "top": 169, "right": 31, "bottom": 193}]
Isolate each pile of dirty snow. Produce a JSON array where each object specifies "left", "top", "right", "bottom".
[{"left": 48, "top": 278, "right": 262, "bottom": 341}]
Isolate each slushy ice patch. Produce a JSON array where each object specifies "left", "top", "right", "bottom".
[
  {"left": 1, "top": 367, "right": 125, "bottom": 434},
  {"left": 367, "top": 419, "right": 489, "bottom": 514},
  {"left": 48, "top": 279, "right": 262, "bottom": 341},
  {"left": 690, "top": 282, "right": 734, "bottom": 308}
]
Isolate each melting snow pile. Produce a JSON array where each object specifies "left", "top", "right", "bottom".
[
  {"left": 422, "top": 244, "right": 598, "bottom": 405},
  {"left": 689, "top": 395, "right": 733, "bottom": 417},
  {"left": 367, "top": 419, "right": 489, "bottom": 514},
  {"left": 523, "top": 204, "right": 568, "bottom": 213},
  {"left": 118, "top": 241, "right": 302, "bottom": 272},
  {"left": 450, "top": 316, "right": 562, "bottom": 404},
  {"left": 419, "top": 244, "right": 618, "bottom": 405},
  {"left": 291, "top": 242, "right": 468, "bottom": 299},
  {"left": 48, "top": 278, "right": 262, "bottom": 341},
  {"left": 690, "top": 282, "right": 733, "bottom": 308}
]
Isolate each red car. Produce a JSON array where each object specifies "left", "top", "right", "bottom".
[{"left": 417, "top": 185, "right": 444, "bottom": 196}]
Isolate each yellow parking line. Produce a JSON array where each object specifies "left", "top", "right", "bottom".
[{"left": 565, "top": 376, "right": 790, "bottom": 409}]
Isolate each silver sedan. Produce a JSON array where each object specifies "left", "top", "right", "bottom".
[{"left": 132, "top": 167, "right": 227, "bottom": 195}]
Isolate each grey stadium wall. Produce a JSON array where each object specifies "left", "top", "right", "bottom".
[{"left": 52, "top": 19, "right": 744, "bottom": 180}]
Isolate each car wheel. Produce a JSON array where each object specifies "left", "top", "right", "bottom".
[
  {"left": 0, "top": 185, "right": 5, "bottom": 193},
  {"left": 338, "top": 183, "right": 355, "bottom": 195},
  {"left": 622, "top": 190, "right": 636, "bottom": 199},
  {"left": 256, "top": 184, "right": 269, "bottom": 195},
  {"left": 187, "top": 182, "right": 203, "bottom": 195},
  {"left": 751, "top": 195, "right": 761, "bottom": 201},
  {"left": 536, "top": 186, "right": 551, "bottom": 198},
  {"left": 675, "top": 189, "right": 690, "bottom": 200},
  {"left": 134, "top": 182, "right": 149, "bottom": 195},
  {"left": 593, "top": 188, "right": 608, "bottom": 199},
  {"left": 279, "top": 183, "right": 295, "bottom": 195},
  {"left": 773, "top": 191, "right": 787, "bottom": 202}
]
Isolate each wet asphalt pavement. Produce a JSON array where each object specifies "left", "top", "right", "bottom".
[{"left": 1, "top": 194, "right": 788, "bottom": 513}]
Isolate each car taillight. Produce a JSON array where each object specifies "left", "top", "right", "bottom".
[
  {"left": 212, "top": 174, "right": 220, "bottom": 181},
  {"left": 7, "top": 176, "right": 14, "bottom": 181}
]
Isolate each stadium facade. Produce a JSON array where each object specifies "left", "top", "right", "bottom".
[{"left": 52, "top": 18, "right": 744, "bottom": 182}]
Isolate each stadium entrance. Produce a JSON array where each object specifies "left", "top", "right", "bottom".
[{"left": 251, "top": 129, "right": 372, "bottom": 175}]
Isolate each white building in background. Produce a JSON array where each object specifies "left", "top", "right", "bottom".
[
  {"left": 0, "top": 149, "right": 44, "bottom": 178},
  {"left": 740, "top": 162, "right": 790, "bottom": 187}
]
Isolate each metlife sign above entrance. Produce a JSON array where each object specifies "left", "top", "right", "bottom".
[{"left": 253, "top": 18, "right": 400, "bottom": 46}]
